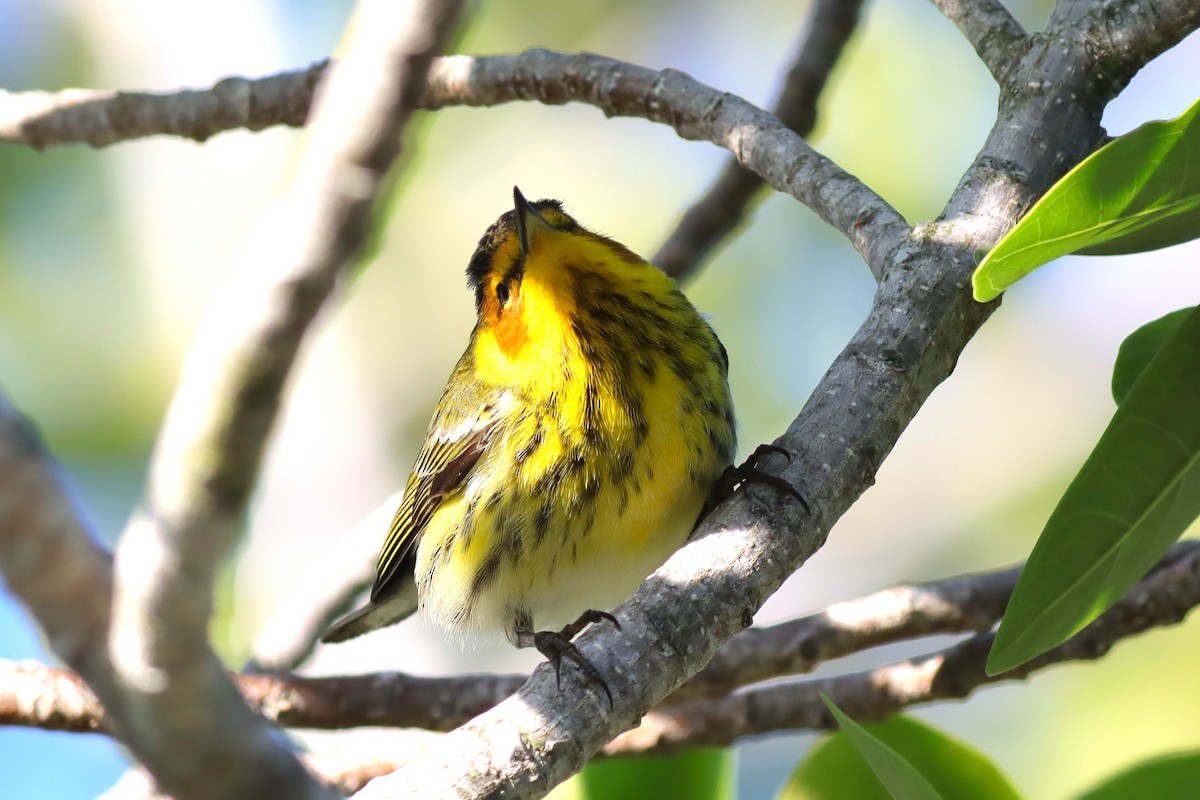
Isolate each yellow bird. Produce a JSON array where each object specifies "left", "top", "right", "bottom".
[{"left": 323, "top": 188, "right": 737, "bottom": 703}]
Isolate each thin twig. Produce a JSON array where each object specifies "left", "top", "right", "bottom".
[
  {"left": 653, "top": 0, "right": 866, "bottom": 281},
  {"left": 2, "top": 553, "right": 1017, "bottom": 734},
  {"left": 671, "top": 559, "right": 1023, "bottom": 702},
  {"left": 252, "top": 1, "right": 865, "bottom": 676},
  {"left": 0, "top": 554, "right": 1023, "bottom": 734},
  {"left": 250, "top": 443, "right": 1017, "bottom": 679},
  {"left": 0, "top": 62, "right": 327, "bottom": 150}
]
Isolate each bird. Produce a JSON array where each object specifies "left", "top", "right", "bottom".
[{"left": 322, "top": 187, "right": 738, "bottom": 705}]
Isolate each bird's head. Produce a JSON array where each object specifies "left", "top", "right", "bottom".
[{"left": 464, "top": 187, "right": 650, "bottom": 379}]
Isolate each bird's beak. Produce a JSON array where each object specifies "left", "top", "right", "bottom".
[{"left": 514, "top": 186, "right": 551, "bottom": 257}]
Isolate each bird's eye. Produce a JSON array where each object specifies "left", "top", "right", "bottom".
[{"left": 496, "top": 280, "right": 511, "bottom": 307}]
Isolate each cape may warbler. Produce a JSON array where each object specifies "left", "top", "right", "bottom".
[{"left": 323, "top": 188, "right": 737, "bottom": 702}]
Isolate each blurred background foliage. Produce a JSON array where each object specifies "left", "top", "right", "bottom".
[{"left": 1, "top": 1, "right": 1198, "bottom": 797}]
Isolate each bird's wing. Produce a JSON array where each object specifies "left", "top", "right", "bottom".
[{"left": 370, "top": 403, "right": 502, "bottom": 601}]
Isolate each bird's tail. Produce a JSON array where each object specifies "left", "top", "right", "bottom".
[{"left": 321, "top": 579, "right": 418, "bottom": 643}]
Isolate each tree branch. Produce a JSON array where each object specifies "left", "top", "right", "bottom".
[
  {"left": 2, "top": 554, "right": 1024, "bottom": 735},
  {"left": 350, "top": 8, "right": 1200, "bottom": 798},
  {"left": 0, "top": 398, "right": 114, "bottom": 687},
  {"left": 653, "top": 0, "right": 866, "bottom": 281},
  {"left": 0, "top": 659, "right": 107, "bottom": 734},
  {"left": 1071, "top": 0, "right": 1200, "bottom": 96},
  {"left": 253, "top": 410, "right": 1022, "bottom": 681},
  {"left": 928, "top": 0, "right": 1027, "bottom": 85},
  {"left": 611, "top": 538, "right": 1200, "bottom": 753},
  {"left": 0, "top": 394, "right": 327, "bottom": 796},
  {"left": 254, "top": 7, "right": 863, "bottom": 676},
  {"left": 0, "top": 2, "right": 463, "bottom": 799},
  {"left": 419, "top": 50, "right": 909, "bottom": 274},
  {"left": 0, "top": 51, "right": 911, "bottom": 273},
  {"left": 0, "top": 62, "right": 326, "bottom": 150},
  {"left": 4, "top": 3, "right": 1199, "bottom": 797},
  {"left": 670, "top": 558, "right": 1023, "bottom": 702},
  {"left": 6, "top": 541, "right": 1197, "bottom": 757}
]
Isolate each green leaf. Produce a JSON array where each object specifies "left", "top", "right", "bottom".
[
  {"left": 972, "top": 96, "right": 1200, "bottom": 301},
  {"left": 1072, "top": 751, "right": 1200, "bottom": 800},
  {"left": 988, "top": 304, "right": 1200, "bottom": 674},
  {"left": 1112, "top": 307, "right": 1195, "bottom": 404},
  {"left": 779, "top": 711, "right": 1020, "bottom": 800},
  {"left": 798, "top": 699, "right": 946, "bottom": 800},
  {"left": 547, "top": 748, "right": 734, "bottom": 800}
]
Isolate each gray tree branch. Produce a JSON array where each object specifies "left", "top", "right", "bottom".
[
  {"left": 653, "top": 0, "right": 867, "bottom": 281},
  {"left": 0, "top": 658, "right": 107, "bottom": 734},
  {"left": 351, "top": 7, "right": 1200, "bottom": 798},
  {"left": 1, "top": 2, "right": 1197, "bottom": 798},
  {"left": 104, "top": 1, "right": 465, "bottom": 795},
  {"left": 419, "top": 50, "right": 909, "bottom": 276},
  {"left": 0, "top": 400, "right": 112, "bottom": 676},
  {"left": 0, "top": 51, "right": 911, "bottom": 274},
  {"left": 62, "top": 519, "right": 1200, "bottom": 800},
  {"left": 2, "top": 553, "right": 1018, "bottom": 735},
  {"left": 0, "top": 393, "right": 327, "bottom": 798},
  {"left": 5, "top": 540, "right": 1197, "bottom": 766},
  {"left": 0, "top": 63, "right": 325, "bottom": 150},
  {"left": 928, "top": 0, "right": 1027, "bottom": 84},
  {"left": 1079, "top": 0, "right": 1200, "bottom": 90},
  {"left": 618, "top": 539, "right": 1200, "bottom": 753},
  {"left": 245, "top": 8, "right": 872, "bottom": 677},
  {"left": 2, "top": 1, "right": 465, "bottom": 799}
]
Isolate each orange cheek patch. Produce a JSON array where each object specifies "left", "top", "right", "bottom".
[{"left": 491, "top": 295, "right": 529, "bottom": 357}]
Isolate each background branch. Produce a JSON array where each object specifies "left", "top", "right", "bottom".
[
  {"left": 424, "top": 50, "right": 910, "bottom": 273},
  {"left": 2, "top": 1, "right": 465, "bottom": 799},
  {"left": 0, "top": 51, "right": 911, "bottom": 272},
  {"left": 106, "top": 1, "right": 464, "bottom": 795},
  {"left": 0, "top": 399, "right": 115, "bottom": 691},
  {"left": 0, "top": 62, "right": 326, "bottom": 150},
  {"left": 249, "top": 15, "right": 874, "bottom": 678},
  {"left": 653, "top": 0, "right": 866, "bottom": 281},
  {"left": 5, "top": 541, "right": 1197, "bottom": 755},
  {"left": 673, "top": 558, "right": 1022, "bottom": 702},
  {"left": 613, "top": 539, "right": 1200, "bottom": 754},
  {"left": 6, "top": 553, "right": 1025, "bottom": 735},
  {"left": 0, "top": 659, "right": 107, "bottom": 734}
]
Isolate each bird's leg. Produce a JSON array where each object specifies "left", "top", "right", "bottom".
[
  {"left": 515, "top": 609, "right": 620, "bottom": 709},
  {"left": 699, "top": 443, "right": 810, "bottom": 528}
]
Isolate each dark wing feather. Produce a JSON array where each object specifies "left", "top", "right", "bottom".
[{"left": 370, "top": 406, "right": 499, "bottom": 601}]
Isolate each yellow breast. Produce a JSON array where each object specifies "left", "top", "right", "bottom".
[{"left": 415, "top": 204, "right": 735, "bottom": 643}]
